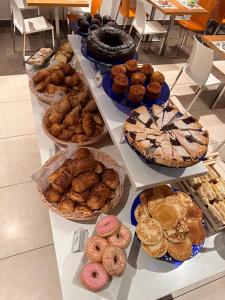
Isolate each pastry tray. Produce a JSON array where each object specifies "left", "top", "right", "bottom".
[
  {"left": 25, "top": 48, "right": 55, "bottom": 68},
  {"left": 180, "top": 155, "right": 225, "bottom": 233},
  {"left": 73, "top": 214, "right": 136, "bottom": 300}
]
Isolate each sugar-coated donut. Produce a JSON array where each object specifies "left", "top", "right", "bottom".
[
  {"left": 85, "top": 236, "right": 108, "bottom": 262},
  {"left": 80, "top": 262, "right": 109, "bottom": 292},
  {"left": 107, "top": 225, "right": 132, "bottom": 249},
  {"left": 102, "top": 245, "right": 127, "bottom": 276},
  {"left": 96, "top": 215, "right": 120, "bottom": 237}
]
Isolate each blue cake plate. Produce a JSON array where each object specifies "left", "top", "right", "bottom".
[{"left": 130, "top": 191, "right": 205, "bottom": 265}]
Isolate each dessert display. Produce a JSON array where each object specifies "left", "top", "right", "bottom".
[
  {"left": 77, "top": 13, "right": 117, "bottom": 34},
  {"left": 25, "top": 48, "right": 54, "bottom": 67},
  {"left": 124, "top": 103, "right": 209, "bottom": 168},
  {"left": 79, "top": 215, "right": 131, "bottom": 292},
  {"left": 43, "top": 88, "right": 106, "bottom": 145},
  {"left": 86, "top": 27, "right": 136, "bottom": 64},
  {"left": 134, "top": 185, "right": 205, "bottom": 261},
  {"left": 186, "top": 164, "right": 225, "bottom": 226},
  {"left": 37, "top": 147, "right": 124, "bottom": 220},
  {"left": 54, "top": 42, "right": 74, "bottom": 64},
  {"left": 31, "top": 62, "right": 84, "bottom": 104}
]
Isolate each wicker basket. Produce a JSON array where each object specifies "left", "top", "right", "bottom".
[
  {"left": 33, "top": 146, "right": 126, "bottom": 221},
  {"left": 42, "top": 103, "right": 108, "bottom": 147}
]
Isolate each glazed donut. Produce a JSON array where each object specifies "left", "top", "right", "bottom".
[
  {"left": 96, "top": 215, "right": 120, "bottom": 237},
  {"left": 85, "top": 236, "right": 108, "bottom": 262},
  {"left": 102, "top": 245, "right": 127, "bottom": 276},
  {"left": 107, "top": 225, "right": 132, "bottom": 249},
  {"left": 80, "top": 262, "right": 109, "bottom": 292}
]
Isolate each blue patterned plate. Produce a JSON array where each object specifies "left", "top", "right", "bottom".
[{"left": 130, "top": 192, "right": 205, "bottom": 265}]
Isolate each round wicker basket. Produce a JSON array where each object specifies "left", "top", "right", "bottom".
[{"left": 35, "top": 147, "right": 126, "bottom": 221}]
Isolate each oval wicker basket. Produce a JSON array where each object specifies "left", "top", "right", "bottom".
[
  {"left": 34, "top": 147, "right": 126, "bottom": 221},
  {"left": 42, "top": 105, "right": 108, "bottom": 147}
]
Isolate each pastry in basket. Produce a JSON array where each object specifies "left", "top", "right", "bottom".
[
  {"left": 54, "top": 42, "right": 74, "bottom": 63},
  {"left": 44, "top": 88, "right": 106, "bottom": 145},
  {"left": 124, "top": 103, "right": 208, "bottom": 168},
  {"left": 43, "top": 148, "right": 121, "bottom": 219}
]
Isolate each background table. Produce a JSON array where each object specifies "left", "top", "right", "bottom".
[
  {"left": 146, "top": 0, "right": 209, "bottom": 56},
  {"left": 202, "top": 35, "right": 225, "bottom": 59},
  {"left": 27, "top": 0, "right": 89, "bottom": 45}
]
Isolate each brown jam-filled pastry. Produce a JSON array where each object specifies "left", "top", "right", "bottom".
[
  {"left": 63, "top": 104, "right": 81, "bottom": 126},
  {"left": 100, "top": 200, "right": 111, "bottom": 212},
  {"left": 48, "top": 112, "right": 63, "bottom": 124},
  {"left": 82, "top": 99, "right": 98, "bottom": 112},
  {"left": 87, "top": 183, "right": 111, "bottom": 210},
  {"left": 94, "top": 161, "right": 105, "bottom": 174},
  {"left": 44, "top": 186, "right": 62, "bottom": 203},
  {"left": 49, "top": 167, "right": 72, "bottom": 193},
  {"left": 73, "top": 123, "right": 84, "bottom": 134},
  {"left": 102, "top": 168, "right": 120, "bottom": 190},
  {"left": 62, "top": 159, "right": 74, "bottom": 168},
  {"left": 82, "top": 113, "right": 95, "bottom": 137},
  {"left": 94, "top": 125, "right": 104, "bottom": 137},
  {"left": 35, "top": 81, "right": 48, "bottom": 92},
  {"left": 60, "top": 129, "right": 74, "bottom": 141},
  {"left": 58, "top": 63, "right": 75, "bottom": 75},
  {"left": 56, "top": 96, "right": 72, "bottom": 116},
  {"left": 64, "top": 74, "right": 80, "bottom": 87},
  {"left": 67, "top": 157, "right": 96, "bottom": 177},
  {"left": 72, "top": 171, "right": 99, "bottom": 193},
  {"left": 92, "top": 113, "right": 104, "bottom": 125},
  {"left": 71, "top": 134, "right": 89, "bottom": 144},
  {"left": 74, "top": 148, "right": 93, "bottom": 160},
  {"left": 68, "top": 88, "right": 89, "bottom": 108},
  {"left": 73, "top": 204, "right": 93, "bottom": 217},
  {"left": 49, "top": 70, "right": 65, "bottom": 85},
  {"left": 46, "top": 83, "right": 58, "bottom": 94},
  {"left": 49, "top": 123, "right": 63, "bottom": 137},
  {"left": 66, "top": 190, "right": 87, "bottom": 203},
  {"left": 33, "top": 69, "right": 51, "bottom": 84},
  {"left": 58, "top": 197, "right": 74, "bottom": 213}
]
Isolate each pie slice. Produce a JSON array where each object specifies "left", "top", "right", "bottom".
[
  {"left": 160, "top": 105, "right": 180, "bottom": 129},
  {"left": 188, "top": 130, "right": 209, "bottom": 145},
  {"left": 124, "top": 117, "right": 146, "bottom": 133},
  {"left": 131, "top": 106, "right": 152, "bottom": 125},
  {"left": 173, "top": 115, "right": 202, "bottom": 131}
]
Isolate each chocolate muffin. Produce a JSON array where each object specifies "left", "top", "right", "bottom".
[
  {"left": 79, "top": 18, "right": 90, "bottom": 33},
  {"left": 146, "top": 82, "right": 161, "bottom": 99},
  {"left": 140, "top": 64, "right": 154, "bottom": 82},
  {"left": 151, "top": 71, "right": 165, "bottom": 86},
  {"left": 128, "top": 85, "right": 146, "bottom": 103},
  {"left": 131, "top": 72, "right": 146, "bottom": 85},
  {"left": 125, "top": 59, "right": 138, "bottom": 74},
  {"left": 112, "top": 73, "right": 129, "bottom": 94},
  {"left": 111, "top": 64, "right": 127, "bottom": 80}
]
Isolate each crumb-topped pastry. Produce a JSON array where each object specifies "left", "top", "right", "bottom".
[
  {"left": 151, "top": 71, "right": 165, "bottom": 86},
  {"left": 125, "top": 59, "right": 138, "bottom": 74},
  {"left": 111, "top": 64, "right": 127, "bottom": 80},
  {"left": 146, "top": 82, "right": 161, "bottom": 99},
  {"left": 128, "top": 85, "right": 146, "bottom": 103},
  {"left": 112, "top": 73, "right": 129, "bottom": 94},
  {"left": 131, "top": 72, "right": 146, "bottom": 85},
  {"left": 140, "top": 64, "right": 154, "bottom": 82}
]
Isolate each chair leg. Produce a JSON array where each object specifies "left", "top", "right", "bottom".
[
  {"left": 185, "top": 87, "right": 203, "bottom": 112},
  {"left": 211, "top": 85, "right": 225, "bottom": 109},
  {"left": 170, "top": 68, "right": 184, "bottom": 91},
  {"left": 51, "top": 29, "right": 55, "bottom": 50},
  {"left": 37, "top": 8, "right": 40, "bottom": 15},
  {"left": 13, "top": 25, "right": 16, "bottom": 52},
  {"left": 177, "top": 29, "right": 188, "bottom": 56},
  {"left": 128, "top": 25, "right": 133, "bottom": 35},
  {"left": 10, "top": 10, "right": 13, "bottom": 38},
  {"left": 136, "top": 34, "right": 143, "bottom": 51},
  {"left": 159, "top": 35, "right": 166, "bottom": 55},
  {"left": 123, "top": 17, "right": 128, "bottom": 30},
  {"left": 214, "top": 24, "right": 221, "bottom": 35},
  {"left": 23, "top": 34, "right": 26, "bottom": 58}
]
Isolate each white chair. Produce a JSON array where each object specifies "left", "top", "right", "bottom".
[
  {"left": 11, "top": 0, "right": 55, "bottom": 58},
  {"left": 128, "top": 0, "right": 167, "bottom": 52},
  {"left": 171, "top": 37, "right": 221, "bottom": 112}
]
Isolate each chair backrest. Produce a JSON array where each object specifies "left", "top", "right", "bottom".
[
  {"left": 211, "top": 0, "right": 225, "bottom": 24},
  {"left": 186, "top": 36, "right": 214, "bottom": 86},
  {"left": 191, "top": 0, "right": 217, "bottom": 30},
  {"left": 110, "top": 0, "right": 121, "bottom": 20},
  {"left": 11, "top": 0, "right": 25, "bottom": 33},
  {"left": 91, "top": 0, "right": 102, "bottom": 15},
  {"left": 134, "top": 0, "right": 146, "bottom": 31}
]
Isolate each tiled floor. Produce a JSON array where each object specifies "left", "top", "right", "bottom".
[{"left": 0, "top": 23, "right": 225, "bottom": 300}]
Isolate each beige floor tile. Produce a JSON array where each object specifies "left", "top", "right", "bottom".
[
  {"left": 0, "top": 181, "right": 53, "bottom": 259},
  {"left": 0, "top": 245, "right": 63, "bottom": 300},
  {"left": 0, "top": 101, "right": 36, "bottom": 138},
  {"left": 0, "top": 75, "right": 30, "bottom": 102},
  {"left": 0, "top": 135, "right": 41, "bottom": 187},
  {"left": 175, "top": 276, "right": 225, "bottom": 300},
  {"left": 199, "top": 113, "right": 225, "bottom": 128}
]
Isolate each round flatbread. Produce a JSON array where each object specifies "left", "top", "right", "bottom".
[
  {"left": 152, "top": 203, "right": 179, "bottom": 230},
  {"left": 134, "top": 204, "right": 150, "bottom": 222},
  {"left": 136, "top": 218, "right": 163, "bottom": 245},
  {"left": 168, "top": 238, "right": 192, "bottom": 261},
  {"left": 140, "top": 189, "right": 154, "bottom": 206},
  {"left": 186, "top": 219, "right": 205, "bottom": 245},
  {"left": 153, "top": 185, "right": 174, "bottom": 197},
  {"left": 174, "top": 191, "right": 193, "bottom": 207},
  {"left": 186, "top": 202, "right": 203, "bottom": 221},
  {"left": 164, "top": 220, "right": 189, "bottom": 243},
  {"left": 142, "top": 237, "right": 168, "bottom": 258},
  {"left": 166, "top": 196, "right": 187, "bottom": 220}
]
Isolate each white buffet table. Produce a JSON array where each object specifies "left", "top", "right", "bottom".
[{"left": 28, "top": 37, "right": 225, "bottom": 300}]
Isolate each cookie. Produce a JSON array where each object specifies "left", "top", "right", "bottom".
[
  {"left": 134, "top": 204, "right": 150, "bottom": 222},
  {"left": 186, "top": 219, "right": 205, "bottom": 245},
  {"left": 168, "top": 238, "right": 192, "bottom": 261},
  {"left": 136, "top": 218, "right": 163, "bottom": 245},
  {"left": 142, "top": 237, "right": 168, "bottom": 258},
  {"left": 152, "top": 203, "right": 179, "bottom": 230}
]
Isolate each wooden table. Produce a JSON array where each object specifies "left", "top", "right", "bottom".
[
  {"left": 202, "top": 35, "right": 225, "bottom": 109},
  {"left": 146, "top": 0, "right": 209, "bottom": 56},
  {"left": 27, "top": 0, "right": 89, "bottom": 45}
]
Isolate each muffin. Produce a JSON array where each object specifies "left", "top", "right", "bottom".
[
  {"left": 125, "top": 59, "right": 138, "bottom": 74},
  {"left": 112, "top": 74, "right": 129, "bottom": 94},
  {"left": 146, "top": 82, "right": 161, "bottom": 99},
  {"left": 151, "top": 71, "right": 165, "bottom": 86},
  {"left": 111, "top": 64, "right": 127, "bottom": 80},
  {"left": 131, "top": 72, "right": 146, "bottom": 85},
  {"left": 140, "top": 64, "right": 154, "bottom": 82},
  {"left": 128, "top": 85, "right": 146, "bottom": 103}
]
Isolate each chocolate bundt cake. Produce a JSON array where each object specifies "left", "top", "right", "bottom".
[{"left": 87, "top": 27, "right": 135, "bottom": 63}]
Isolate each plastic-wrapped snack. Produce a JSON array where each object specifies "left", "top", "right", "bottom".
[
  {"left": 197, "top": 182, "right": 216, "bottom": 202},
  {"left": 207, "top": 165, "right": 219, "bottom": 181}
]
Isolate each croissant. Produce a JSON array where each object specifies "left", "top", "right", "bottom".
[
  {"left": 82, "top": 113, "right": 95, "bottom": 137},
  {"left": 33, "top": 69, "right": 51, "bottom": 84},
  {"left": 67, "top": 157, "right": 96, "bottom": 177},
  {"left": 74, "top": 148, "right": 93, "bottom": 160},
  {"left": 48, "top": 112, "right": 63, "bottom": 124},
  {"left": 60, "top": 129, "right": 74, "bottom": 141},
  {"left": 44, "top": 186, "right": 62, "bottom": 203},
  {"left": 94, "top": 161, "right": 105, "bottom": 174},
  {"left": 92, "top": 113, "right": 104, "bottom": 125},
  {"left": 59, "top": 63, "right": 75, "bottom": 75},
  {"left": 64, "top": 74, "right": 80, "bottom": 87},
  {"left": 83, "top": 99, "right": 98, "bottom": 112},
  {"left": 35, "top": 81, "right": 47, "bottom": 92},
  {"left": 68, "top": 88, "right": 89, "bottom": 108},
  {"left": 51, "top": 167, "right": 72, "bottom": 193},
  {"left": 102, "top": 168, "right": 120, "bottom": 190},
  {"left": 73, "top": 204, "right": 93, "bottom": 217},
  {"left": 71, "top": 134, "right": 89, "bottom": 143},
  {"left": 58, "top": 197, "right": 74, "bottom": 213},
  {"left": 87, "top": 183, "right": 111, "bottom": 210},
  {"left": 49, "top": 123, "right": 63, "bottom": 137},
  {"left": 72, "top": 171, "right": 99, "bottom": 193},
  {"left": 50, "top": 70, "right": 65, "bottom": 85},
  {"left": 66, "top": 190, "right": 89, "bottom": 203},
  {"left": 56, "top": 96, "right": 72, "bottom": 116},
  {"left": 63, "top": 104, "right": 81, "bottom": 126}
]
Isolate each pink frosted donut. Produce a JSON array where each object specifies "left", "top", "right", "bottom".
[
  {"left": 80, "top": 262, "right": 109, "bottom": 292},
  {"left": 102, "top": 245, "right": 127, "bottom": 276},
  {"left": 107, "top": 225, "right": 132, "bottom": 249},
  {"left": 96, "top": 215, "right": 120, "bottom": 237},
  {"left": 85, "top": 236, "right": 108, "bottom": 262}
]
